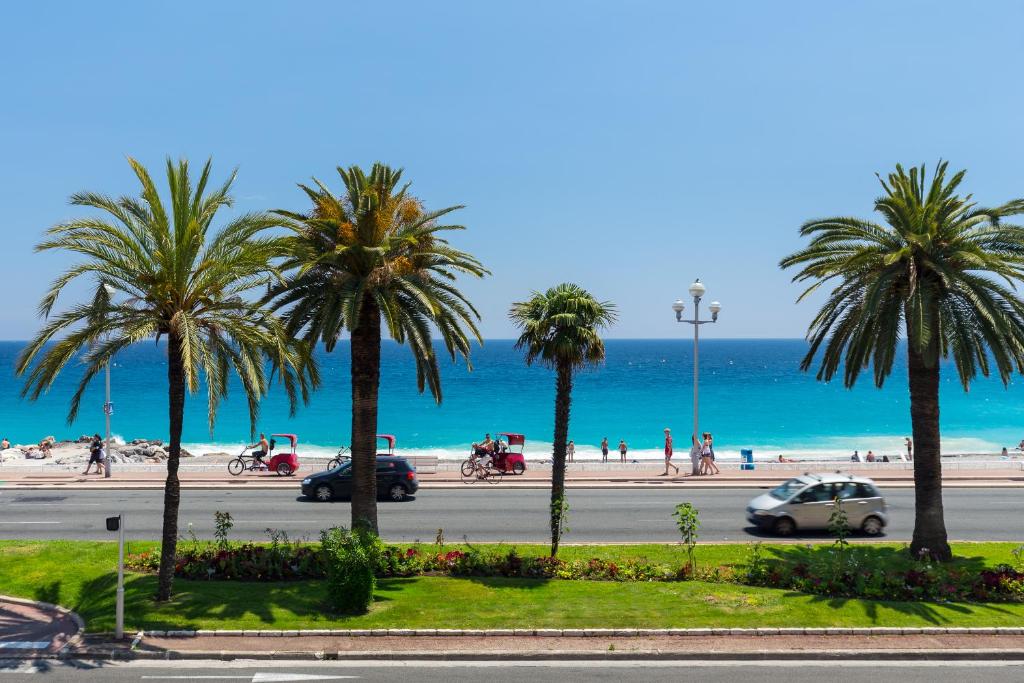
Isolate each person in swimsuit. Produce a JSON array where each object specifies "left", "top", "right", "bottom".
[
  {"left": 704, "top": 432, "right": 720, "bottom": 475},
  {"left": 618, "top": 439, "right": 627, "bottom": 462},
  {"left": 601, "top": 437, "right": 609, "bottom": 463},
  {"left": 567, "top": 440, "right": 575, "bottom": 463},
  {"left": 661, "top": 428, "right": 678, "bottom": 476},
  {"left": 249, "top": 433, "right": 270, "bottom": 469}
]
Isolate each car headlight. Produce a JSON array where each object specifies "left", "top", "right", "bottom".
[
  {"left": 301, "top": 478, "right": 311, "bottom": 485},
  {"left": 753, "top": 510, "right": 771, "bottom": 516}
]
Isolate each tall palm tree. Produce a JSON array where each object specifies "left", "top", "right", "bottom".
[
  {"left": 780, "top": 162, "right": 1024, "bottom": 561},
  {"left": 510, "top": 283, "right": 616, "bottom": 557},
  {"left": 17, "top": 157, "right": 315, "bottom": 600},
  {"left": 269, "top": 163, "right": 487, "bottom": 534}
]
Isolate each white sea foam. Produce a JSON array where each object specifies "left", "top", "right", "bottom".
[{"left": 183, "top": 432, "right": 1009, "bottom": 463}]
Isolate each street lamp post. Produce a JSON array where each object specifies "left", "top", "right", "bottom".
[
  {"left": 672, "top": 279, "right": 721, "bottom": 450},
  {"left": 103, "top": 284, "right": 116, "bottom": 478}
]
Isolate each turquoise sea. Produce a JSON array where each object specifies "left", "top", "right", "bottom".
[{"left": 1, "top": 340, "right": 1022, "bottom": 461}]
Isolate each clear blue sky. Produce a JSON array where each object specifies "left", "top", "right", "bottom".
[{"left": 2, "top": 1, "right": 1022, "bottom": 339}]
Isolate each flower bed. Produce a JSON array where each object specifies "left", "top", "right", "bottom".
[{"left": 124, "top": 540, "right": 1024, "bottom": 604}]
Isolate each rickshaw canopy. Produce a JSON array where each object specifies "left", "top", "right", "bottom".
[
  {"left": 377, "top": 434, "right": 396, "bottom": 452},
  {"left": 271, "top": 433, "right": 298, "bottom": 452},
  {"left": 499, "top": 433, "right": 525, "bottom": 446}
]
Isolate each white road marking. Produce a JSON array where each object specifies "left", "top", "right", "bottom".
[
  {"left": 0, "top": 641, "right": 50, "bottom": 649},
  {"left": 140, "top": 675, "right": 357, "bottom": 681},
  {"left": 254, "top": 675, "right": 358, "bottom": 681},
  {"left": 4, "top": 502, "right": 101, "bottom": 506},
  {"left": 0, "top": 521, "right": 61, "bottom": 524}
]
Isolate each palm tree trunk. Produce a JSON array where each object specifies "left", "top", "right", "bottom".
[
  {"left": 907, "top": 340, "right": 952, "bottom": 561},
  {"left": 350, "top": 295, "right": 381, "bottom": 534},
  {"left": 550, "top": 361, "right": 573, "bottom": 557},
  {"left": 156, "top": 331, "right": 185, "bottom": 601}
]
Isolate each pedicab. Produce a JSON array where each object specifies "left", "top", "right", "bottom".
[
  {"left": 227, "top": 433, "right": 301, "bottom": 476},
  {"left": 326, "top": 434, "right": 396, "bottom": 470},
  {"left": 267, "top": 433, "right": 301, "bottom": 475},
  {"left": 461, "top": 432, "right": 527, "bottom": 482}
]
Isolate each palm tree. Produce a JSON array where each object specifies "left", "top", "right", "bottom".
[
  {"left": 780, "top": 162, "right": 1024, "bottom": 561},
  {"left": 269, "top": 163, "right": 487, "bottom": 534},
  {"left": 510, "top": 284, "right": 616, "bottom": 557},
  {"left": 17, "top": 157, "right": 315, "bottom": 600}
]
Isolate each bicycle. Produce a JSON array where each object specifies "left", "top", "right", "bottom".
[
  {"left": 326, "top": 445, "right": 351, "bottom": 470},
  {"left": 227, "top": 447, "right": 268, "bottom": 476},
  {"left": 460, "top": 452, "right": 499, "bottom": 484}
]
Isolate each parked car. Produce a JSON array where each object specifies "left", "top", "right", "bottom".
[
  {"left": 302, "top": 455, "right": 419, "bottom": 502},
  {"left": 746, "top": 473, "right": 887, "bottom": 536}
]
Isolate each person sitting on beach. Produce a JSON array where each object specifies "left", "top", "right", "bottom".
[
  {"left": 866, "top": 450, "right": 876, "bottom": 462},
  {"left": 882, "top": 455, "right": 890, "bottom": 462},
  {"left": 249, "top": 433, "right": 270, "bottom": 469},
  {"left": 778, "top": 454, "right": 796, "bottom": 463},
  {"left": 851, "top": 450, "right": 861, "bottom": 462},
  {"left": 0, "top": 437, "right": 9, "bottom": 450}
]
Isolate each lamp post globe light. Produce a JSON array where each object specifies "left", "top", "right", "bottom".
[{"left": 673, "top": 279, "right": 721, "bottom": 458}]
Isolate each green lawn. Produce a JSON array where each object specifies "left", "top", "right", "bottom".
[{"left": 2, "top": 540, "right": 1022, "bottom": 632}]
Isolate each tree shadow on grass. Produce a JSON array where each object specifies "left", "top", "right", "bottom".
[
  {"left": 765, "top": 544, "right": 1014, "bottom": 625},
  {"left": 33, "top": 579, "right": 62, "bottom": 606},
  {"left": 781, "top": 589, "right": 1015, "bottom": 625},
  {"left": 74, "top": 572, "right": 327, "bottom": 631}
]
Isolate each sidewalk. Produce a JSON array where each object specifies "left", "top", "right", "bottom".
[
  {"left": 0, "top": 596, "right": 82, "bottom": 655},
  {"left": 63, "top": 632, "right": 1024, "bottom": 661},
  {"left": 2, "top": 462, "right": 1023, "bottom": 490}
]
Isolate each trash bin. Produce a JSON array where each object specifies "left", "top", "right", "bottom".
[{"left": 740, "top": 449, "right": 754, "bottom": 471}]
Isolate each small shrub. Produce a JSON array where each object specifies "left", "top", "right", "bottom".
[
  {"left": 672, "top": 502, "right": 700, "bottom": 572},
  {"left": 320, "top": 527, "right": 379, "bottom": 615},
  {"left": 214, "top": 511, "right": 233, "bottom": 551}
]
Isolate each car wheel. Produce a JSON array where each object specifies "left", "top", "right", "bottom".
[
  {"left": 512, "top": 462, "right": 525, "bottom": 475},
  {"left": 314, "top": 484, "right": 333, "bottom": 502},
  {"left": 227, "top": 458, "right": 244, "bottom": 476},
  {"left": 773, "top": 517, "right": 796, "bottom": 536},
  {"left": 388, "top": 483, "right": 406, "bottom": 502},
  {"left": 861, "top": 515, "right": 883, "bottom": 536},
  {"left": 276, "top": 462, "right": 293, "bottom": 476}
]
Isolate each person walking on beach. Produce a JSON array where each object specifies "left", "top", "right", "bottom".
[
  {"left": 700, "top": 432, "right": 719, "bottom": 475},
  {"left": 567, "top": 440, "right": 575, "bottom": 463},
  {"left": 600, "top": 437, "right": 609, "bottom": 463},
  {"left": 618, "top": 439, "right": 627, "bottom": 463},
  {"left": 905, "top": 437, "right": 913, "bottom": 461},
  {"left": 83, "top": 434, "right": 103, "bottom": 475},
  {"left": 661, "top": 428, "right": 678, "bottom": 476}
]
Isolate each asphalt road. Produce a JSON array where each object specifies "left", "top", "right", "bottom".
[
  {"left": 0, "top": 486, "right": 1021, "bottom": 542},
  {"left": 3, "top": 660, "right": 1024, "bottom": 682}
]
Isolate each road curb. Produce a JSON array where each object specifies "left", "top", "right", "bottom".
[
  {"left": 83, "top": 626, "right": 1024, "bottom": 638},
  {"left": 14, "top": 647, "right": 1024, "bottom": 662}
]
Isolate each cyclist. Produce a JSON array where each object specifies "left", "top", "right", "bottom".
[{"left": 248, "top": 433, "right": 270, "bottom": 470}]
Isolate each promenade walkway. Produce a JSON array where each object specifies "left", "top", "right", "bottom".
[{"left": 2, "top": 460, "right": 1022, "bottom": 489}]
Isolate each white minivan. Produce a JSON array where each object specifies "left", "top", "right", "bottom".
[{"left": 746, "top": 473, "right": 888, "bottom": 536}]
